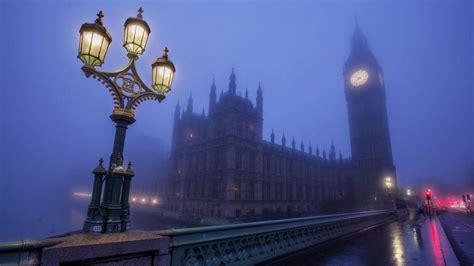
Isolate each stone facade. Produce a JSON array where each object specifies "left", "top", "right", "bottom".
[{"left": 165, "top": 27, "right": 396, "bottom": 219}]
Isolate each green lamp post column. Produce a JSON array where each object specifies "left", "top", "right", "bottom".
[
  {"left": 83, "top": 158, "right": 107, "bottom": 232},
  {"left": 78, "top": 9, "right": 176, "bottom": 233},
  {"left": 120, "top": 161, "right": 135, "bottom": 231}
]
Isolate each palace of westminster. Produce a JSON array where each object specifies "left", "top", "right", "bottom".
[{"left": 165, "top": 26, "right": 396, "bottom": 219}]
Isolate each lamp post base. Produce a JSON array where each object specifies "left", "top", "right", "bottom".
[{"left": 83, "top": 220, "right": 105, "bottom": 233}]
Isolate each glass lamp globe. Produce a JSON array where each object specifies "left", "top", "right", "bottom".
[
  {"left": 78, "top": 11, "right": 112, "bottom": 67},
  {"left": 152, "top": 47, "right": 176, "bottom": 95},
  {"left": 123, "top": 8, "right": 151, "bottom": 55}
]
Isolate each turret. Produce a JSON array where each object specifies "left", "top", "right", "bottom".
[
  {"left": 282, "top": 133, "right": 286, "bottom": 147},
  {"left": 229, "top": 68, "right": 236, "bottom": 95},
  {"left": 186, "top": 94, "right": 193, "bottom": 113},
  {"left": 329, "top": 141, "right": 336, "bottom": 160},
  {"left": 209, "top": 79, "right": 216, "bottom": 115},
  {"left": 271, "top": 129, "right": 275, "bottom": 144},
  {"left": 174, "top": 101, "right": 181, "bottom": 122},
  {"left": 256, "top": 82, "right": 263, "bottom": 117},
  {"left": 171, "top": 101, "right": 181, "bottom": 150},
  {"left": 291, "top": 137, "right": 296, "bottom": 150}
]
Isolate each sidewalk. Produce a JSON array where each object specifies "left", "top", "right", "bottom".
[
  {"left": 411, "top": 213, "right": 459, "bottom": 266},
  {"left": 438, "top": 210, "right": 474, "bottom": 265}
]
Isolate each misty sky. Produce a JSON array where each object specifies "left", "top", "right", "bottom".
[{"left": 0, "top": 0, "right": 472, "bottom": 240}]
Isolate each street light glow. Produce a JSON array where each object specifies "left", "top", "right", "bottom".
[
  {"left": 152, "top": 47, "right": 176, "bottom": 94},
  {"left": 78, "top": 11, "right": 112, "bottom": 66},
  {"left": 73, "top": 192, "right": 92, "bottom": 198},
  {"left": 384, "top": 176, "right": 393, "bottom": 189},
  {"left": 123, "top": 8, "right": 150, "bottom": 55}
]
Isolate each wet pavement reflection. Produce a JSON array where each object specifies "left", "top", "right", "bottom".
[{"left": 268, "top": 212, "right": 448, "bottom": 266}]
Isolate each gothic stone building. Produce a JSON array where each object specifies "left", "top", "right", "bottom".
[{"left": 166, "top": 26, "right": 396, "bottom": 219}]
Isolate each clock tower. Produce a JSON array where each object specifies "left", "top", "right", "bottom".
[{"left": 344, "top": 24, "right": 396, "bottom": 203}]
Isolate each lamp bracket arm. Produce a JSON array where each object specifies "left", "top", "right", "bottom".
[
  {"left": 82, "top": 66, "right": 124, "bottom": 109},
  {"left": 98, "top": 57, "right": 155, "bottom": 94},
  {"left": 126, "top": 92, "right": 165, "bottom": 111},
  {"left": 129, "top": 60, "right": 155, "bottom": 94}
]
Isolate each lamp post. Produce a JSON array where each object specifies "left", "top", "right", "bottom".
[
  {"left": 384, "top": 177, "right": 393, "bottom": 209},
  {"left": 78, "top": 9, "right": 176, "bottom": 233}
]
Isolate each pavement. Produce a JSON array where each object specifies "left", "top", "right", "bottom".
[
  {"left": 438, "top": 209, "right": 474, "bottom": 265},
  {"left": 266, "top": 209, "right": 459, "bottom": 266}
]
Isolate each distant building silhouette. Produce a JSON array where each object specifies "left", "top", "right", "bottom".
[{"left": 166, "top": 26, "right": 396, "bottom": 218}]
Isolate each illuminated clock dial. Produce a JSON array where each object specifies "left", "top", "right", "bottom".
[{"left": 350, "top": 69, "right": 369, "bottom": 87}]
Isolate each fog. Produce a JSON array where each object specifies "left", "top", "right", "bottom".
[{"left": 0, "top": 0, "right": 472, "bottom": 241}]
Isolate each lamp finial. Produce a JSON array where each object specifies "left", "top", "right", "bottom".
[
  {"left": 95, "top": 11, "right": 104, "bottom": 25},
  {"left": 163, "top": 47, "right": 169, "bottom": 58},
  {"left": 137, "top": 7, "right": 144, "bottom": 19}
]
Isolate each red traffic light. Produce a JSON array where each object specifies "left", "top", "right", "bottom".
[{"left": 425, "top": 189, "right": 432, "bottom": 200}]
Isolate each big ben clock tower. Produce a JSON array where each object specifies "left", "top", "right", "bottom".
[{"left": 344, "top": 24, "right": 396, "bottom": 203}]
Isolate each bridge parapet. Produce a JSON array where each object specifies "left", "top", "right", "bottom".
[
  {"left": 0, "top": 210, "right": 397, "bottom": 265},
  {"left": 158, "top": 209, "right": 397, "bottom": 265}
]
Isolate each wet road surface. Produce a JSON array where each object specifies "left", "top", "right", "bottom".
[{"left": 266, "top": 212, "right": 454, "bottom": 266}]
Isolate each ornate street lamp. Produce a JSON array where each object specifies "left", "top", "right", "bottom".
[
  {"left": 79, "top": 9, "right": 176, "bottom": 233},
  {"left": 123, "top": 8, "right": 150, "bottom": 55},
  {"left": 78, "top": 11, "right": 112, "bottom": 66},
  {"left": 384, "top": 176, "right": 394, "bottom": 209}
]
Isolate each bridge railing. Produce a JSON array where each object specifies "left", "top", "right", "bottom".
[{"left": 157, "top": 209, "right": 397, "bottom": 265}]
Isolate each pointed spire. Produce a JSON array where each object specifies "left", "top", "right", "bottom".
[
  {"left": 300, "top": 140, "right": 304, "bottom": 152},
  {"left": 282, "top": 133, "right": 286, "bottom": 147},
  {"left": 175, "top": 100, "right": 180, "bottom": 113},
  {"left": 245, "top": 88, "right": 248, "bottom": 99},
  {"left": 309, "top": 142, "right": 313, "bottom": 155},
  {"left": 256, "top": 82, "right": 263, "bottom": 116},
  {"left": 229, "top": 67, "right": 236, "bottom": 94},
  {"left": 330, "top": 141, "right": 336, "bottom": 160},
  {"left": 291, "top": 137, "right": 296, "bottom": 149},
  {"left": 186, "top": 93, "right": 193, "bottom": 113},
  {"left": 201, "top": 108, "right": 205, "bottom": 117},
  {"left": 174, "top": 100, "right": 181, "bottom": 120},
  {"left": 351, "top": 19, "right": 369, "bottom": 52},
  {"left": 316, "top": 146, "right": 320, "bottom": 157},
  {"left": 209, "top": 78, "right": 217, "bottom": 115},
  {"left": 270, "top": 129, "right": 275, "bottom": 144},
  {"left": 323, "top": 149, "right": 327, "bottom": 159},
  {"left": 210, "top": 78, "right": 217, "bottom": 93},
  {"left": 339, "top": 151, "right": 343, "bottom": 161}
]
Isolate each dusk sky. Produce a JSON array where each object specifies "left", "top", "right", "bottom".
[{"left": 0, "top": 0, "right": 472, "bottom": 240}]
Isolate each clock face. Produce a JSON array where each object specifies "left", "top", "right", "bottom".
[{"left": 350, "top": 69, "right": 369, "bottom": 87}]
